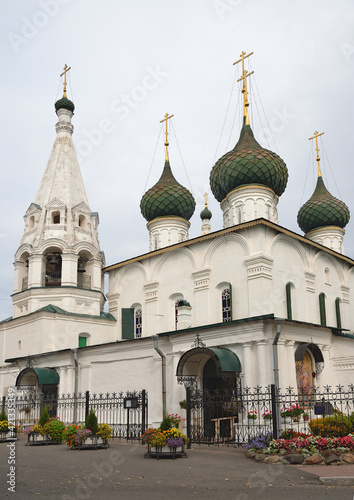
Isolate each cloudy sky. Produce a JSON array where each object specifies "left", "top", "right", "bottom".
[{"left": 1, "top": 0, "right": 353, "bottom": 319}]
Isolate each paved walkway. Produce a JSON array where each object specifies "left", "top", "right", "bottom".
[{"left": 0, "top": 437, "right": 353, "bottom": 499}]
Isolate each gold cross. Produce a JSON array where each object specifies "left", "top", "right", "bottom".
[
  {"left": 309, "top": 131, "right": 324, "bottom": 176},
  {"left": 160, "top": 113, "right": 174, "bottom": 161},
  {"left": 234, "top": 51, "right": 254, "bottom": 125},
  {"left": 60, "top": 64, "right": 71, "bottom": 98},
  {"left": 204, "top": 192, "right": 208, "bottom": 207}
]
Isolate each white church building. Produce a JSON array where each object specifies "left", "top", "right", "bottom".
[{"left": 1, "top": 60, "right": 354, "bottom": 426}]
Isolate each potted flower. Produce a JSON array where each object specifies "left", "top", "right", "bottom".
[
  {"left": 26, "top": 407, "right": 57, "bottom": 445},
  {"left": 222, "top": 400, "right": 243, "bottom": 416},
  {"left": 0, "top": 411, "right": 19, "bottom": 442},
  {"left": 42, "top": 416, "right": 66, "bottom": 444},
  {"left": 302, "top": 412, "right": 309, "bottom": 422},
  {"left": 247, "top": 411, "right": 257, "bottom": 421},
  {"left": 143, "top": 420, "right": 189, "bottom": 459},
  {"left": 262, "top": 410, "right": 272, "bottom": 420}
]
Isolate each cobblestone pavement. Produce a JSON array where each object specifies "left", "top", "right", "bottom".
[{"left": 0, "top": 437, "right": 354, "bottom": 499}]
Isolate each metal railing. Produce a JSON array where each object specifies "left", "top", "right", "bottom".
[
  {"left": 2, "top": 390, "right": 148, "bottom": 440},
  {"left": 186, "top": 384, "right": 354, "bottom": 445}
]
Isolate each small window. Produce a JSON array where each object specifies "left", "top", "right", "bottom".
[
  {"left": 135, "top": 309, "right": 142, "bottom": 338},
  {"left": 52, "top": 211, "right": 60, "bottom": 224},
  {"left": 78, "top": 215, "right": 85, "bottom": 227},
  {"left": 222, "top": 287, "right": 232, "bottom": 322},
  {"left": 286, "top": 283, "right": 292, "bottom": 320},
  {"left": 319, "top": 293, "right": 326, "bottom": 326},
  {"left": 175, "top": 301, "right": 179, "bottom": 330},
  {"left": 79, "top": 336, "right": 87, "bottom": 348},
  {"left": 29, "top": 216, "right": 35, "bottom": 229},
  {"left": 335, "top": 298, "right": 342, "bottom": 329},
  {"left": 238, "top": 208, "right": 242, "bottom": 224},
  {"left": 154, "top": 236, "right": 158, "bottom": 250},
  {"left": 325, "top": 268, "right": 331, "bottom": 285}
]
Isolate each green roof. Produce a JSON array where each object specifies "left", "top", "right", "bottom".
[
  {"left": 140, "top": 160, "right": 195, "bottom": 222},
  {"left": 34, "top": 304, "right": 116, "bottom": 321},
  {"left": 297, "top": 175, "right": 350, "bottom": 233},
  {"left": 210, "top": 117, "right": 288, "bottom": 202}
]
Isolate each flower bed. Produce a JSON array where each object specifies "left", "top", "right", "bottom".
[
  {"left": 24, "top": 417, "right": 65, "bottom": 446},
  {"left": 245, "top": 431, "right": 354, "bottom": 465}
]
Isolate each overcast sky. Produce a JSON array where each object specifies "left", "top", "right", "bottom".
[{"left": 1, "top": 0, "right": 354, "bottom": 319}]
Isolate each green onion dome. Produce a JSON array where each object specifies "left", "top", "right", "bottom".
[
  {"left": 200, "top": 206, "right": 212, "bottom": 220},
  {"left": 140, "top": 160, "right": 196, "bottom": 222},
  {"left": 55, "top": 97, "right": 75, "bottom": 114},
  {"left": 297, "top": 175, "right": 350, "bottom": 233},
  {"left": 210, "top": 118, "right": 288, "bottom": 202}
]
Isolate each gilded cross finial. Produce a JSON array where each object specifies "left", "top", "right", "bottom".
[
  {"left": 233, "top": 51, "right": 254, "bottom": 125},
  {"left": 160, "top": 112, "right": 174, "bottom": 161},
  {"left": 60, "top": 64, "right": 71, "bottom": 98},
  {"left": 309, "top": 131, "right": 324, "bottom": 177},
  {"left": 204, "top": 192, "right": 208, "bottom": 208}
]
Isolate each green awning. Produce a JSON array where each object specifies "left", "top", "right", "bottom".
[
  {"left": 176, "top": 346, "right": 241, "bottom": 377},
  {"left": 208, "top": 348, "right": 241, "bottom": 372},
  {"left": 16, "top": 367, "right": 59, "bottom": 386}
]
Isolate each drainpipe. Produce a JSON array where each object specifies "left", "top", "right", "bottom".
[
  {"left": 152, "top": 335, "right": 166, "bottom": 418},
  {"left": 72, "top": 348, "right": 79, "bottom": 423},
  {"left": 273, "top": 318, "right": 284, "bottom": 437}
]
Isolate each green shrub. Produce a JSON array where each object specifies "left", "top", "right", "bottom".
[
  {"left": 0, "top": 410, "right": 8, "bottom": 422},
  {"left": 308, "top": 415, "right": 351, "bottom": 437},
  {"left": 159, "top": 415, "right": 172, "bottom": 431},
  {"left": 85, "top": 408, "right": 98, "bottom": 435},
  {"left": 38, "top": 407, "right": 50, "bottom": 426}
]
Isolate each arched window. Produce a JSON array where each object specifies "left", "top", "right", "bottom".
[
  {"left": 135, "top": 309, "right": 142, "bottom": 338},
  {"left": 319, "top": 293, "right": 326, "bottom": 326},
  {"left": 335, "top": 298, "right": 342, "bottom": 329},
  {"left": 175, "top": 300, "right": 180, "bottom": 330},
  {"left": 45, "top": 253, "right": 62, "bottom": 287},
  {"left": 29, "top": 216, "right": 35, "bottom": 229},
  {"left": 222, "top": 286, "right": 232, "bottom": 322},
  {"left": 286, "top": 283, "right": 292, "bottom": 320}
]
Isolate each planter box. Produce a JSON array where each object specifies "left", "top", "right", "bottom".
[
  {"left": 26, "top": 432, "right": 58, "bottom": 446},
  {"left": 0, "top": 431, "right": 18, "bottom": 443},
  {"left": 144, "top": 444, "right": 187, "bottom": 459},
  {"left": 71, "top": 435, "right": 109, "bottom": 450}
]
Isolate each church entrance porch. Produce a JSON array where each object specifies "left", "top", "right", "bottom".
[{"left": 176, "top": 338, "right": 242, "bottom": 444}]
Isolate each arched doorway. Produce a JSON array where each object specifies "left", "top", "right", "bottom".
[
  {"left": 177, "top": 343, "right": 242, "bottom": 443},
  {"left": 16, "top": 367, "right": 60, "bottom": 419}
]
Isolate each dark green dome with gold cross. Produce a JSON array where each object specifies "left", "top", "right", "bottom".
[
  {"left": 210, "top": 117, "right": 288, "bottom": 202},
  {"left": 140, "top": 160, "right": 196, "bottom": 222},
  {"left": 297, "top": 174, "right": 350, "bottom": 234}
]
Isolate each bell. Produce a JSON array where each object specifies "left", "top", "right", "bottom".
[
  {"left": 48, "top": 255, "right": 58, "bottom": 265},
  {"left": 78, "top": 259, "right": 86, "bottom": 273}
]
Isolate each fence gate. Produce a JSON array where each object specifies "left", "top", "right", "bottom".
[{"left": 186, "top": 386, "right": 241, "bottom": 445}]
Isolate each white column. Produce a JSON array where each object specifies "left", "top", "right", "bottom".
[
  {"left": 277, "top": 339, "right": 288, "bottom": 391},
  {"left": 243, "top": 342, "right": 253, "bottom": 389},
  {"left": 61, "top": 252, "right": 79, "bottom": 287},
  {"left": 318, "top": 344, "right": 331, "bottom": 390},
  {"left": 28, "top": 254, "right": 46, "bottom": 287},
  {"left": 256, "top": 339, "right": 268, "bottom": 387},
  {"left": 285, "top": 340, "right": 297, "bottom": 390}
]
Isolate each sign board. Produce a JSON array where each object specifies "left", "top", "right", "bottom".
[
  {"left": 124, "top": 397, "right": 138, "bottom": 409},
  {"left": 314, "top": 401, "right": 333, "bottom": 416}
]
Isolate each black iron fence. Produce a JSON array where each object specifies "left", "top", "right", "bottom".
[
  {"left": 2, "top": 390, "right": 148, "bottom": 440},
  {"left": 186, "top": 384, "right": 354, "bottom": 446}
]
